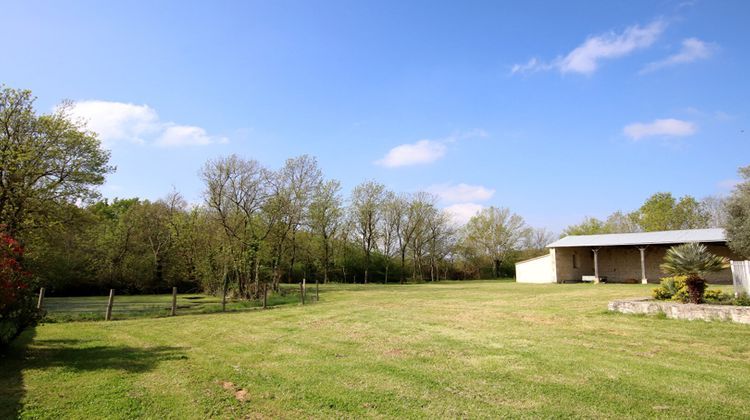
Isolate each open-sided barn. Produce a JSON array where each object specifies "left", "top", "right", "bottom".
[{"left": 515, "top": 228, "right": 738, "bottom": 284}]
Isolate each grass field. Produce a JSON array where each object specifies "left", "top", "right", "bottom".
[
  {"left": 2, "top": 281, "right": 750, "bottom": 419},
  {"left": 42, "top": 286, "right": 303, "bottom": 322}
]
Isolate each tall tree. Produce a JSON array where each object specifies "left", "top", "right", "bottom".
[
  {"left": 462, "top": 206, "right": 529, "bottom": 278},
  {"left": 726, "top": 165, "right": 750, "bottom": 258},
  {"left": 701, "top": 195, "right": 728, "bottom": 228},
  {"left": 201, "top": 155, "right": 269, "bottom": 297},
  {"left": 561, "top": 216, "right": 610, "bottom": 236},
  {"left": 350, "top": 181, "right": 385, "bottom": 283},
  {"left": 524, "top": 227, "right": 556, "bottom": 256},
  {"left": 379, "top": 191, "right": 400, "bottom": 283},
  {"left": 632, "top": 192, "right": 708, "bottom": 231},
  {"left": 277, "top": 155, "right": 322, "bottom": 283},
  {"left": 0, "top": 87, "right": 113, "bottom": 237},
  {"left": 309, "top": 179, "right": 342, "bottom": 283}
]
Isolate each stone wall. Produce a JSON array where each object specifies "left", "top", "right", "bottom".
[{"left": 608, "top": 298, "right": 750, "bottom": 324}]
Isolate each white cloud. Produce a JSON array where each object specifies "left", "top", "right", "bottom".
[
  {"left": 428, "top": 183, "right": 495, "bottom": 203},
  {"left": 67, "top": 100, "right": 225, "bottom": 148},
  {"left": 67, "top": 101, "right": 159, "bottom": 145},
  {"left": 511, "top": 20, "right": 665, "bottom": 76},
  {"left": 375, "top": 140, "right": 446, "bottom": 167},
  {"left": 623, "top": 118, "right": 697, "bottom": 140},
  {"left": 444, "top": 203, "right": 484, "bottom": 225},
  {"left": 156, "top": 125, "right": 228, "bottom": 148},
  {"left": 375, "top": 129, "right": 486, "bottom": 168},
  {"left": 641, "top": 38, "right": 714, "bottom": 74}
]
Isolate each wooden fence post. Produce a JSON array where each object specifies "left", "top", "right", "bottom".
[
  {"left": 105, "top": 289, "right": 115, "bottom": 321},
  {"left": 171, "top": 287, "right": 177, "bottom": 316},
  {"left": 315, "top": 278, "right": 319, "bottom": 302},
  {"left": 37, "top": 287, "right": 45, "bottom": 310},
  {"left": 300, "top": 282, "right": 304, "bottom": 305}
]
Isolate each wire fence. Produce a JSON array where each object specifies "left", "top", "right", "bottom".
[{"left": 37, "top": 283, "right": 315, "bottom": 322}]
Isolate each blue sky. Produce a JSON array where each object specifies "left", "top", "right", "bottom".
[{"left": 2, "top": 0, "right": 748, "bottom": 231}]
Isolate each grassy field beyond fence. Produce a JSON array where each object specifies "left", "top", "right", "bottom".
[
  {"left": 41, "top": 285, "right": 306, "bottom": 322},
  {"left": 3, "top": 280, "right": 750, "bottom": 418}
]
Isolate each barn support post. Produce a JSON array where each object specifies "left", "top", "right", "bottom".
[
  {"left": 638, "top": 247, "right": 648, "bottom": 284},
  {"left": 592, "top": 248, "right": 600, "bottom": 284}
]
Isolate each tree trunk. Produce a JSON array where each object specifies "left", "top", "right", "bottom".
[
  {"left": 493, "top": 259, "right": 501, "bottom": 279},
  {"left": 685, "top": 276, "right": 706, "bottom": 304},
  {"left": 400, "top": 249, "right": 406, "bottom": 284},
  {"left": 364, "top": 252, "right": 369, "bottom": 284},
  {"left": 323, "top": 237, "right": 329, "bottom": 284}
]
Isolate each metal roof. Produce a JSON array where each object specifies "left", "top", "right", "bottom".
[{"left": 547, "top": 228, "right": 726, "bottom": 248}]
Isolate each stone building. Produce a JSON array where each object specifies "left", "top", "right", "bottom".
[{"left": 515, "top": 228, "right": 739, "bottom": 284}]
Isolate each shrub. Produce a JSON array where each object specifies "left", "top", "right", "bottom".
[
  {"left": 703, "top": 289, "right": 733, "bottom": 304},
  {"left": 0, "top": 231, "right": 40, "bottom": 347},
  {"left": 652, "top": 276, "right": 687, "bottom": 301},
  {"left": 652, "top": 287, "right": 672, "bottom": 300},
  {"left": 734, "top": 293, "right": 750, "bottom": 306},
  {"left": 672, "top": 287, "right": 691, "bottom": 304}
]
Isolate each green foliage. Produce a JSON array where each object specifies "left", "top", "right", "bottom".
[
  {"left": 632, "top": 193, "right": 709, "bottom": 232},
  {"left": 461, "top": 207, "right": 529, "bottom": 278},
  {"left": 651, "top": 276, "right": 687, "bottom": 301},
  {"left": 672, "top": 287, "right": 691, "bottom": 304},
  {"left": 562, "top": 191, "right": 716, "bottom": 237},
  {"left": 703, "top": 289, "right": 733, "bottom": 304},
  {"left": 726, "top": 165, "right": 750, "bottom": 258},
  {"left": 734, "top": 293, "right": 750, "bottom": 306},
  {"left": 561, "top": 216, "right": 611, "bottom": 236},
  {"left": 660, "top": 243, "right": 728, "bottom": 304},
  {"left": 660, "top": 243, "right": 730, "bottom": 279},
  {"left": 0, "top": 87, "right": 113, "bottom": 237}
]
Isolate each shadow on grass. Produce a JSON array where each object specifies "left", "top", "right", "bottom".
[
  {"left": 0, "top": 330, "right": 186, "bottom": 418},
  {"left": 0, "top": 328, "right": 36, "bottom": 420}
]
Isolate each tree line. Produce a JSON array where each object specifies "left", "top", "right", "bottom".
[
  {"left": 1, "top": 85, "right": 748, "bottom": 302},
  {"left": 27, "top": 154, "right": 552, "bottom": 296},
  {"left": 561, "top": 192, "right": 727, "bottom": 236}
]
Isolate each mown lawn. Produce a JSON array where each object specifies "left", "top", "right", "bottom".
[{"left": 2, "top": 281, "right": 749, "bottom": 419}]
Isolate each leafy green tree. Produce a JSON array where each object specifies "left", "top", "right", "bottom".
[
  {"left": 726, "top": 165, "right": 750, "bottom": 258},
  {"left": 349, "top": 181, "right": 385, "bottom": 283},
  {"left": 309, "top": 179, "right": 342, "bottom": 283},
  {"left": 660, "top": 242, "right": 729, "bottom": 304},
  {"left": 461, "top": 206, "right": 529, "bottom": 278},
  {"left": 0, "top": 87, "right": 113, "bottom": 237},
  {"left": 632, "top": 192, "right": 708, "bottom": 231},
  {"left": 561, "top": 217, "right": 610, "bottom": 236}
]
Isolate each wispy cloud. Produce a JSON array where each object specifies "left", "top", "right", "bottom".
[
  {"left": 428, "top": 183, "right": 495, "bottom": 203},
  {"left": 67, "top": 100, "right": 226, "bottom": 148},
  {"left": 511, "top": 20, "right": 666, "bottom": 76},
  {"left": 623, "top": 118, "right": 697, "bottom": 140},
  {"left": 640, "top": 38, "right": 715, "bottom": 74},
  {"left": 375, "top": 140, "right": 447, "bottom": 167},
  {"left": 156, "top": 125, "right": 228, "bottom": 147},
  {"left": 444, "top": 203, "right": 484, "bottom": 225},
  {"left": 375, "top": 129, "right": 487, "bottom": 168}
]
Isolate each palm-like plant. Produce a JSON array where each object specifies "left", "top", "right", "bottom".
[{"left": 660, "top": 243, "right": 729, "bottom": 304}]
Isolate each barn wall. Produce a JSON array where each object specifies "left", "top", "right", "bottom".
[
  {"left": 551, "top": 243, "right": 738, "bottom": 284},
  {"left": 515, "top": 254, "right": 555, "bottom": 283}
]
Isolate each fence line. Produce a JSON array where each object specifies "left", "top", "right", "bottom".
[
  {"left": 730, "top": 260, "right": 750, "bottom": 297},
  {"left": 37, "top": 284, "right": 311, "bottom": 321}
]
